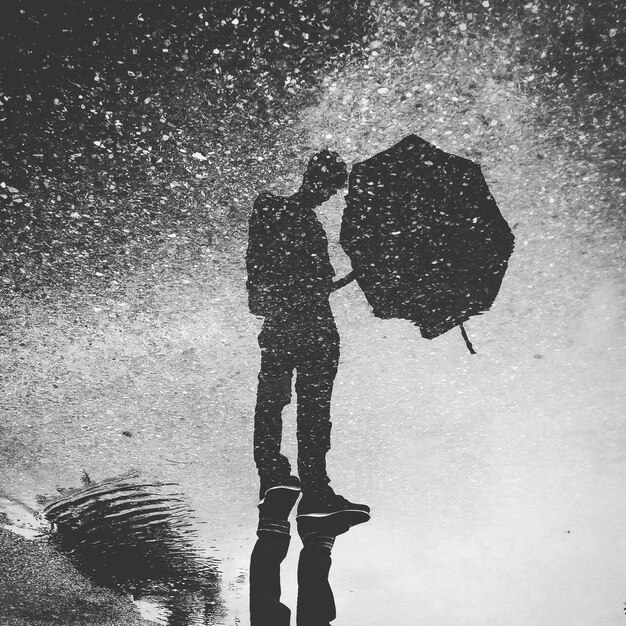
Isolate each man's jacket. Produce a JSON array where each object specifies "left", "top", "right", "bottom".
[{"left": 246, "top": 191, "right": 335, "bottom": 318}]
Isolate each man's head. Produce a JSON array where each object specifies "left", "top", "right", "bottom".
[{"left": 300, "top": 149, "right": 348, "bottom": 204}]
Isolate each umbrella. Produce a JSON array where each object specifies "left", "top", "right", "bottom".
[{"left": 340, "top": 134, "right": 514, "bottom": 351}]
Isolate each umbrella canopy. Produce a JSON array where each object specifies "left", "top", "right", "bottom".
[{"left": 340, "top": 134, "right": 514, "bottom": 340}]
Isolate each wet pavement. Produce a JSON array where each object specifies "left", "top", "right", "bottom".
[
  {"left": 2, "top": 34, "right": 625, "bottom": 626},
  {"left": 2, "top": 165, "right": 624, "bottom": 625}
]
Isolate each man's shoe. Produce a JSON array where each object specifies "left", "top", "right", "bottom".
[
  {"left": 258, "top": 476, "right": 301, "bottom": 520},
  {"left": 296, "top": 488, "right": 370, "bottom": 536}
]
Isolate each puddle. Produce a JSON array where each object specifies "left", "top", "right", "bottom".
[
  {"left": 42, "top": 477, "right": 224, "bottom": 625},
  {"left": 0, "top": 495, "right": 47, "bottom": 539}
]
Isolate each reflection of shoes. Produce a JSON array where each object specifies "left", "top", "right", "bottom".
[
  {"left": 301, "top": 533, "right": 338, "bottom": 550},
  {"left": 296, "top": 488, "right": 370, "bottom": 536},
  {"left": 258, "top": 476, "right": 301, "bottom": 520}
]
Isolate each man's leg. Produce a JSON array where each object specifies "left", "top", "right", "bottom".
[
  {"left": 295, "top": 318, "right": 370, "bottom": 529},
  {"left": 250, "top": 525, "right": 292, "bottom": 626},
  {"left": 294, "top": 321, "right": 339, "bottom": 493},
  {"left": 254, "top": 323, "right": 295, "bottom": 494},
  {"left": 296, "top": 533, "right": 337, "bottom": 626},
  {"left": 250, "top": 478, "right": 302, "bottom": 626}
]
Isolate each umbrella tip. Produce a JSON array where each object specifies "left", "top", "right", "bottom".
[{"left": 459, "top": 324, "right": 477, "bottom": 355}]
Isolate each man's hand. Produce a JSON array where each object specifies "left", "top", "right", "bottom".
[{"left": 331, "top": 270, "right": 356, "bottom": 292}]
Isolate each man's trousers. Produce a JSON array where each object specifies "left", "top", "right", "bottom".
[{"left": 253, "top": 309, "right": 340, "bottom": 492}]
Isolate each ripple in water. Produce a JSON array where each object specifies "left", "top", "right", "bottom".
[{"left": 43, "top": 477, "right": 223, "bottom": 625}]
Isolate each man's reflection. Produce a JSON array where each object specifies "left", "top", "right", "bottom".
[
  {"left": 295, "top": 529, "right": 338, "bottom": 626},
  {"left": 246, "top": 149, "right": 368, "bottom": 520},
  {"left": 247, "top": 149, "right": 371, "bottom": 624},
  {"left": 250, "top": 486, "right": 367, "bottom": 625}
]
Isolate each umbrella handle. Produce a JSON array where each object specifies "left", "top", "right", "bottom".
[
  {"left": 459, "top": 324, "right": 477, "bottom": 355},
  {"left": 331, "top": 270, "right": 357, "bottom": 292}
]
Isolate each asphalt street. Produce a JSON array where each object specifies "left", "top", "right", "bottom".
[{"left": 1, "top": 36, "right": 625, "bottom": 626}]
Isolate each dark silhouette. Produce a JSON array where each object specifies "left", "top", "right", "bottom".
[
  {"left": 295, "top": 532, "right": 337, "bottom": 626},
  {"left": 341, "top": 134, "right": 515, "bottom": 351},
  {"left": 250, "top": 504, "right": 343, "bottom": 626},
  {"left": 249, "top": 530, "right": 292, "bottom": 626},
  {"left": 246, "top": 149, "right": 370, "bottom": 524}
]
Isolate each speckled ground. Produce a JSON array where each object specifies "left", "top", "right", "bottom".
[{"left": 1, "top": 4, "right": 624, "bottom": 625}]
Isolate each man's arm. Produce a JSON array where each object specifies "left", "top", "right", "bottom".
[{"left": 331, "top": 270, "right": 356, "bottom": 292}]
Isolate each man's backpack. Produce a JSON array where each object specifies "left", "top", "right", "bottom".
[{"left": 245, "top": 192, "right": 290, "bottom": 317}]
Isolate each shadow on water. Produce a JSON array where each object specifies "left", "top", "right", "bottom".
[{"left": 42, "top": 477, "right": 223, "bottom": 626}]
